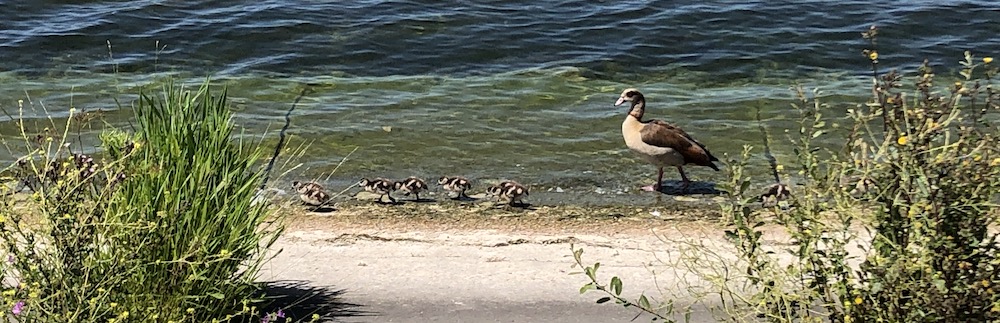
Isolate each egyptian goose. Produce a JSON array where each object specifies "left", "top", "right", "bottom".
[
  {"left": 614, "top": 88, "right": 719, "bottom": 192},
  {"left": 393, "top": 177, "right": 429, "bottom": 201},
  {"left": 486, "top": 180, "right": 529, "bottom": 206},
  {"left": 292, "top": 181, "right": 331, "bottom": 206},
  {"left": 438, "top": 176, "right": 472, "bottom": 199},
  {"left": 358, "top": 177, "right": 397, "bottom": 203}
]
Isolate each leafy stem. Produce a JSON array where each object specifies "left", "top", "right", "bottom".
[{"left": 571, "top": 245, "right": 676, "bottom": 322}]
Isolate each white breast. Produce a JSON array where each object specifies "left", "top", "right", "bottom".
[{"left": 622, "top": 116, "right": 684, "bottom": 167}]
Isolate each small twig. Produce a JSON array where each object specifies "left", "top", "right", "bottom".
[
  {"left": 323, "top": 146, "right": 360, "bottom": 182},
  {"left": 571, "top": 244, "right": 672, "bottom": 322},
  {"left": 755, "top": 106, "right": 781, "bottom": 184},
  {"left": 260, "top": 87, "right": 312, "bottom": 191}
]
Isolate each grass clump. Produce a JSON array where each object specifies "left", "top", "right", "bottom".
[
  {"left": 0, "top": 81, "right": 287, "bottom": 322},
  {"left": 575, "top": 26, "right": 1000, "bottom": 322}
]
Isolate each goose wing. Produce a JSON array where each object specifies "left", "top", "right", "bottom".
[{"left": 639, "top": 120, "right": 720, "bottom": 169}]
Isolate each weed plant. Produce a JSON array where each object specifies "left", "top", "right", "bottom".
[
  {"left": 575, "top": 27, "right": 1000, "bottom": 322},
  {"left": 0, "top": 81, "right": 293, "bottom": 322}
]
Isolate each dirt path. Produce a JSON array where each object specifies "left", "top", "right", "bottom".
[{"left": 258, "top": 202, "right": 777, "bottom": 322}]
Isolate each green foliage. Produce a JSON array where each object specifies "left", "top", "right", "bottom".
[
  {"left": 575, "top": 27, "right": 1000, "bottom": 323},
  {"left": 0, "top": 80, "right": 290, "bottom": 322},
  {"left": 723, "top": 27, "right": 1000, "bottom": 322},
  {"left": 571, "top": 245, "right": 684, "bottom": 322},
  {"left": 843, "top": 29, "right": 1000, "bottom": 322}
]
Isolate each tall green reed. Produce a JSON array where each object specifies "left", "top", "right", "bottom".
[{"left": 0, "top": 80, "right": 285, "bottom": 322}]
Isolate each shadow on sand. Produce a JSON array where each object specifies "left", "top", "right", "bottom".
[
  {"left": 656, "top": 180, "right": 725, "bottom": 196},
  {"left": 258, "top": 280, "right": 370, "bottom": 322},
  {"left": 306, "top": 206, "right": 337, "bottom": 213}
]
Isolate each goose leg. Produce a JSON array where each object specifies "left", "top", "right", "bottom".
[
  {"left": 677, "top": 166, "right": 691, "bottom": 191},
  {"left": 387, "top": 193, "right": 397, "bottom": 204},
  {"left": 642, "top": 167, "right": 664, "bottom": 192}
]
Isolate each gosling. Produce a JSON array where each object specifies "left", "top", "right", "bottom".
[
  {"left": 292, "top": 181, "right": 330, "bottom": 207},
  {"left": 438, "top": 176, "right": 472, "bottom": 199},
  {"left": 358, "top": 177, "right": 397, "bottom": 204},
  {"left": 394, "top": 177, "right": 429, "bottom": 201},
  {"left": 486, "top": 181, "right": 529, "bottom": 206}
]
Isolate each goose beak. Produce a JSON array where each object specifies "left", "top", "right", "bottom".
[{"left": 614, "top": 97, "right": 626, "bottom": 106}]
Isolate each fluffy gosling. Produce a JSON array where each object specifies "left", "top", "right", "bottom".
[
  {"left": 292, "top": 181, "right": 330, "bottom": 207},
  {"left": 486, "top": 180, "right": 529, "bottom": 206},
  {"left": 358, "top": 177, "right": 397, "bottom": 204},
  {"left": 437, "top": 176, "right": 472, "bottom": 199},
  {"left": 394, "top": 177, "right": 429, "bottom": 201}
]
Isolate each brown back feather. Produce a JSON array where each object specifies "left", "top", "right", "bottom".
[{"left": 639, "top": 120, "right": 720, "bottom": 170}]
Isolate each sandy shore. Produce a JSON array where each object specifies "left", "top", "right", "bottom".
[{"left": 257, "top": 201, "right": 793, "bottom": 322}]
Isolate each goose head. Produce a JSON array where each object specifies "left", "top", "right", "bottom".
[
  {"left": 357, "top": 178, "right": 371, "bottom": 187},
  {"left": 614, "top": 88, "right": 643, "bottom": 107}
]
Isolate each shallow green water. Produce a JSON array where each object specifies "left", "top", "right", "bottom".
[
  {"left": 2, "top": 0, "right": 996, "bottom": 198},
  {"left": 0, "top": 67, "right": 870, "bottom": 197}
]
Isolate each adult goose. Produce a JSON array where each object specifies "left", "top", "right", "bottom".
[{"left": 614, "top": 88, "right": 719, "bottom": 192}]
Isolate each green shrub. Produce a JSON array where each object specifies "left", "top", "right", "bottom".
[
  {"left": 576, "top": 27, "right": 1000, "bottom": 323},
  {"left": 0, "top": 81, "right": 285, "bottom": 322}
]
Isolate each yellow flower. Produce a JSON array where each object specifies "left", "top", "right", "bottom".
[
  {"left": 991, "top": 158, "right": 1000, "bottom": 167},
  {"left": 868, "top": 51, "right": 878, "bottom": 60},
  {"left": 312, "top": 313, "right": 321, "bottom": 321},
  {"left": 775, "top": 164, "right": 784, "bottom": 172},
  {"left": 985, "top": 57, "right": 994, "bottom": 64},
  {"left": 854, "top": 296, "right": 863, "bottom": 305},
  {"left": 983, "top": 280, "right": 991, "bottom": 288},
  {"left": 186, "top": 307, "right": 195, "bottom": 314},
  {"left": 109, "top": 302, "right": 118, "bottom": 308},
  {"left": 897, "top": 136, "right": 908, "bottom": 145},
  {"left": 218, "top": 249, "right": 230, "bottom": 257}
]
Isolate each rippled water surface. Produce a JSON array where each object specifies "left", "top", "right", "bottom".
[{"left": 1, "top": 1, "right": 998, "bottom": 196}]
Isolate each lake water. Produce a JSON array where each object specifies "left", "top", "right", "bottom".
[{"left": 1, "top": 1, "right": 997, "bottom": 197}]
